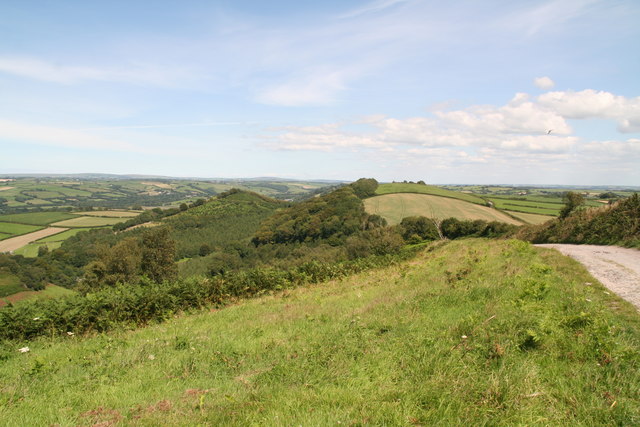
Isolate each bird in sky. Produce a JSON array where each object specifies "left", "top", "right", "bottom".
[{"left": 547, "top": 129, "right": 553, "bottom": 134}]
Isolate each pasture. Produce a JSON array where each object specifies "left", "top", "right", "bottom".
[
  {"left": 0, "top": 211, "right": 76, "bottom": 225},
  {"left": 0, "top": 222, "right": 43, "bottom": 236},
  {"left": 0, "top": 284, "right": 75, "bottom": 307},
  {"left": 365, "top": 193, "right": 522, "bottom": 225}
]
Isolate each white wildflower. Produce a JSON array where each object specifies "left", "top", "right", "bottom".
[
  {"left": 67, "top": 331, "right": 74, "bottom": 336},
  {"left": 18, "top": 347, "right": 30, "bottom": 353}
]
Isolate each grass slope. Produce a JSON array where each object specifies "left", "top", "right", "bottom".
[
  {"left": 365, "top": 193, "right": 523, "bottom": 225},
  {"left": 1, "top": 239, "right": 639, "bottom": 425},
  {"left": 376, "top": 183, "right": 487, "bottom": 205}
]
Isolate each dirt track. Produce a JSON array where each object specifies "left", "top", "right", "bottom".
[
  {"left": 0, "top": 227, "right": 68, "bottom": 253},
  {"left": 536, "top": 244, "right": 640, "bottom": 310}
]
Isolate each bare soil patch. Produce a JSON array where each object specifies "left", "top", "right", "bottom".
[
  {"left": 536, "top": 244, "right": 640, "bottom": 310},
  {"left": 0, "top": 227, "right": 68, "bottom": 253},
  {"left": 0, "top": 186, "right": 14, "bottom": 191}
]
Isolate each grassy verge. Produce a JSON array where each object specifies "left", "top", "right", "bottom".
[{"left": 0, "top": 239, "right": 639, "bottom": 425}]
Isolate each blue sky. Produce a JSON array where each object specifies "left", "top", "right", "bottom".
[{"left": 1, "top": 0, "right": 639, "bottom": 185}]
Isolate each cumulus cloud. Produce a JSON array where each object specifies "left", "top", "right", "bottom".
[
  {"left": 537, "top": 89, "right": 640, "bottom": 132},
  {"left": 260, "top": 87, "right": 640, "bottom": 178},
  {"left": 534, "top": 76, "right": 555, "bottom": 90}
]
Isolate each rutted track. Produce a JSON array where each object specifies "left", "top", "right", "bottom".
[{"left": 536, "top": 244, "right": 640, "bottom": 310}]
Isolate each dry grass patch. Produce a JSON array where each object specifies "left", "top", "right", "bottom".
[{"left": 365, "top": 193, "right": 522, "bottom": 225}]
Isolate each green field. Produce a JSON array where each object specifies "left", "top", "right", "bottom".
[
  {"left": 0, "top": 211, "right": 76, "bottom": 225},
  {"left": 50, "top": 216, "right": 129, "bottom": 228},
  {"left": 0, "top": 222, "right": 43, "bottom": 236},
  {"left": 1, "top": 239, "right": 639, "bottom": 424},
  {"left": 35, "top": 228, "right": 91, "bottom": 243},
  {"left": 0, "top": 270, "right": 23, "bottom": 298},
  {"left": 13, "top": 241, "right": 63, "bottom": 257},
  {"left": 0, "top": 284, "right": 75, "bottom": 307},
  {"left": 506, "top": 211, "right": 555, "bottom": 225},
  {"left": 365, "top": 193, "right": 523, "bottom": 225},
  {"left": 376, "top": 183, "right": 487, "bottom": 205}
]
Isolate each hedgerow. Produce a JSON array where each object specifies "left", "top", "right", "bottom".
[{"left": 0, "top": 247, "right": 419, "bottom": 343}]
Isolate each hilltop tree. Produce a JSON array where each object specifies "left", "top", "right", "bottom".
[
  {"left": 350, "top": 178, "right": 378, "bottom": 199},
  {"left": 140, "top": 227, "right": 177, "bottom": 283},
  {"left": 559, "top": 191, "right": 585, "bottom": 219}
]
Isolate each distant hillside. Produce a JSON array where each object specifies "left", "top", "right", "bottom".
[
  {"left": 376, "top": 182, "right": 487, "bottom": 205},
  {"left": 164, "top": 189, "right": 285, "bottom": 259},
  {"left": 515, "top": 194, "right": 640, "bottom": 247}
]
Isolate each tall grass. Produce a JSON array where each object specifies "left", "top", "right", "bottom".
[{"left": 1, "top": 239, "right": 639, "bottom": 425}]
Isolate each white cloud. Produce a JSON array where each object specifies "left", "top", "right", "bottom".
[
  {"left": 537, "top": 89, "right": 640, "bottom": 132},
  {"left": 534, "top": 76, "right": 555, "bottom": 90},
  {"left": 260, "top": 87, "right": 639, "bottom": 180}
]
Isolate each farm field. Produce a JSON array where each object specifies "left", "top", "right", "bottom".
[
  {"left": 0, "top": 283, "right": 75, "bottom": 307},
  {"left": 50, "top": 216, "right": 130, "bottom": 228},
  {"left": 0, "top": 211, "right": 76, "bottom": 225},
  {"left": 1, "top": 240, "right": 640, "bottom": 424},
  {"left": 364, "top": 193, "right": 522, "bottom": 225},
  {"left": 505, "top": 211, "right": 555, "bottom": 225},
  {"left": 13, "top": 241, "right": 63, "bottom": 257},
  {"left": 0, "top": 227, "right": 68, "bottom": 253},
  {"left": 0, "top": 222, "right": 43, "bottom": 236},
  {"left": 376, "top": 182, "right": 487, "bottom": 205}
]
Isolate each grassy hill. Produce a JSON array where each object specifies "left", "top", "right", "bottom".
[
  {"left": 2, "top": 239, "right": 639, "bottom": 425},
  {"left": 164, "top": 190, "right": 285, "bottom": 270},
  {"left": 365, "top": 193, "right": 523, "bottom": 225}
]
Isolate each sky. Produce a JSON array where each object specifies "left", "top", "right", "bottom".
[{"left": 0, "top": 0, "right": 639, "bottom": 185}]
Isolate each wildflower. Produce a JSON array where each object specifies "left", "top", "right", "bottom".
[
  {"left": 18, "top": 347, "right": 30, "bottom": 353},
  {"left": 67, "top": 331, "right": 75, "bottom": 336}
]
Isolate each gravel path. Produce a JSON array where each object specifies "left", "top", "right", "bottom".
[{"left": 536, "top": 244, "right": 640, "bottom": 310}]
